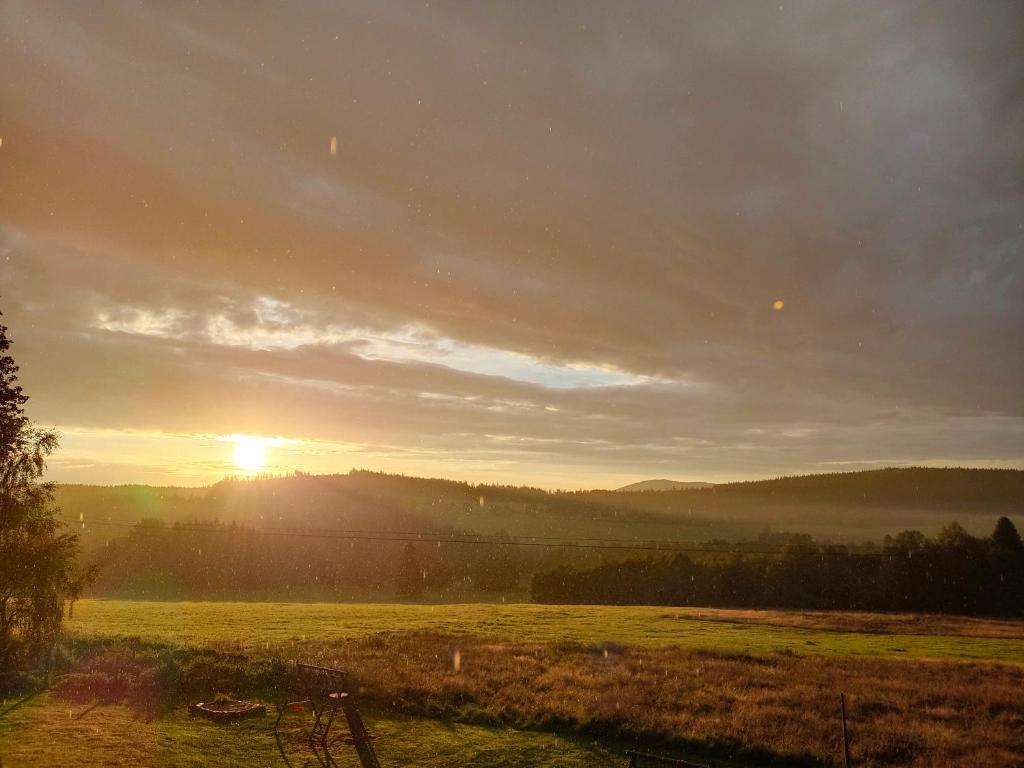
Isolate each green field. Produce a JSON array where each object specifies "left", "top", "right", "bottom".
[{"left": 66, "top": 599, "right": 1024, "bottom": 664}]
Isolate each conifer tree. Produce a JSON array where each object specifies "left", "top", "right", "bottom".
[
  {"left": 992, "top": 516, "right": 1023, "bottom": 551},
  {"left": 0, "top": 310, "right": 93, "bottom": 680}
]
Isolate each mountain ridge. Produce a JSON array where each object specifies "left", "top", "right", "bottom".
[{"left": 617, "top": 479, "right": 715, "bottom": 492}]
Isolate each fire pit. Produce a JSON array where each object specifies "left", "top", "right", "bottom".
[{"left": 189, "top": 694, "right": 266, "bottom": 721}]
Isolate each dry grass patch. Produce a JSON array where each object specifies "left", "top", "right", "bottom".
[{"left": 298, "top": 632, "right": 1024, "bottom": 767}]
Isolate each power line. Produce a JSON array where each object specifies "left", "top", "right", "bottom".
[
  {"left": 81, "top": 517, "right": 713, "bottom": 545},
  {"left": 75, "top": 518, "right": 895, "bottom": 557}
]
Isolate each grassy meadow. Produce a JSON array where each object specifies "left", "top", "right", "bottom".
[
  {"left": 66, "top": 599, "right": 1024, "bottom": 664},
  {"left": 2, "top": 600, "right": 1022, "bottom": 767}
]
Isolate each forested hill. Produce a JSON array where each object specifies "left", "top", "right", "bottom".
[
  {"left": 575, "top": 467, "right": 1024, "bottom": 533},
  {"left": 55, "top": 466, "right": 1024, "bottom": 552},
  {"left": 700, "top": 467, "right": 1024, "bottom": 507}
]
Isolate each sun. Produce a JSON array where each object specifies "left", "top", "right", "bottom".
[{"left": 233, "top": 438, "right": 266, "bottom": 472}]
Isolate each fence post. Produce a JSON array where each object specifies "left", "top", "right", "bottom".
[{"left": 840, "top": 693, "right": 851, "bottom": 768}]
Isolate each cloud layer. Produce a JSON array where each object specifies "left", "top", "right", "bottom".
[{"left": 1, "top": 0, "right": 1021, "bottom": 486}]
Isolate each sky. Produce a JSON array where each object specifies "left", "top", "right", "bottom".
[{"left": 0, "top": 0, "right": 1022, "bottom": 488}]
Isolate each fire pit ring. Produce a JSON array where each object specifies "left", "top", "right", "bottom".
[{"left": 189, "top": 696, "right": 266, "bottom": 721}]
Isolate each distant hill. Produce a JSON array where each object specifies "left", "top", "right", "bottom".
[
  {"left": 59, "top": 467, "right": 1023, "bottom": 601},
  {"left": 56, "top": 471, "right": 708, "bottom": 552},
  {"left": 56, "top": 467, "right": 1024, "bottom": 553},
  {"left": 600, "top": 467, "right": 1024, "bottom": 536},
  {"left": 617, "top": 479, "right": 715, "bottom": 492}
]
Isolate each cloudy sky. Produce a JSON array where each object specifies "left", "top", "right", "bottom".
[{"left": 1, "top": 0, "right": 1021, "bottom": 488}]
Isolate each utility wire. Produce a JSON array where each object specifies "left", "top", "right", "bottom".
[{"left": 75, "top": 518, "right": 896, "bottom": 558}]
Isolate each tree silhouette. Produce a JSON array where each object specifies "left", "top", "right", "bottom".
[
  {"left": 0, "top": 313, "right": 29, "bottom": 465},
  {"left": 395, "top": 542, "right": 425, "bottom": 599},
  {"left": 992, "top": 516, "right": 1022, "bottom": 551},
  {"left": 0, "top": 310, "right": 93, "bottom": 682}
]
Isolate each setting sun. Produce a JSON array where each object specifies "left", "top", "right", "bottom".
[{"left": 232, "top": 438, "right": 266, "bottom": 472}]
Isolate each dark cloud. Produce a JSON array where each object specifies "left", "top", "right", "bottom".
[{"left": 0, "top": 0, "right": 1021, "bottom": 485}]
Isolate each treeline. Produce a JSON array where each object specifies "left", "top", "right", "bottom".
[
  {"left": 531, "top": 518, "right": 1024, "bottom": 616},
  {"left": 86, "top": 519, "right": 529, "bottom": 600}
]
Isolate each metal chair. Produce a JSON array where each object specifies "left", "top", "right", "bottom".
[
  {"left": 274, "top": 663, "right": 349, "bottom": 750},
  {"left": 273, "top": 662, "right": 381, "bottom": 768}
]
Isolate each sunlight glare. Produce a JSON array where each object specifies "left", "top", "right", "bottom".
[{"left": 233, "top": 439, "right": 266, "bottom": 472}]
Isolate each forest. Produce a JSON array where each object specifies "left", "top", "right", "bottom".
[
  {"left": 80, "top": 506, "right": 1024, "bottom": 615},
  {"left": 532, "top": 518, "right": 1024, "bottom": 616},
  {"left": 85, "top": 519, "right": 527, "bottom": 600}
]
